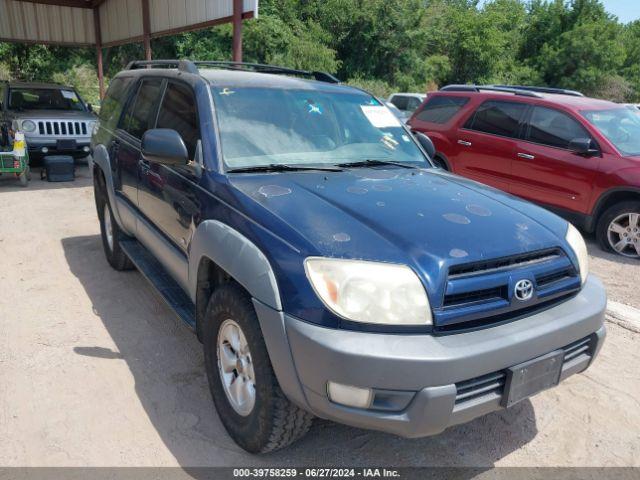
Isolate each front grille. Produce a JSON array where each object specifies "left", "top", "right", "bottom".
[
  {"left": 448, "top": 248, "right": 561, "bottom": 278},
  {"left": 37, "top": 120, "right": 88, "bottom": 136},
  {"left": 454, "top": 335, "right": 594, "bottom": 406},
  {"left": 443, "top": 286, "right": 507, "bottom": 308},
  {"left": 435, "top": 248, "right": 580, "bottom": 332},
  {"left": 536, "top": 267, "right": 574, "bottom": 288}
]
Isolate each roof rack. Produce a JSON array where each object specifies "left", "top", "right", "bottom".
[
  {"left": 490, "top": 85, "right": 584, "bottom": 97},
  {"left": 440, "top": 84, "right": 543, "bottom": 98},
  {"left": 125, "top": 59, "right": 340, "bottom": 84},
  {"left": 440, "top": 84, "right": 584, "bottom": 98}
]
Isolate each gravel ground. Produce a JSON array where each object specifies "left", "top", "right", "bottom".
[{"left": 0, "top": 166, "right": 638, "bottom": 467}]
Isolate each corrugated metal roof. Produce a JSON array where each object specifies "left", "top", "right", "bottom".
[
  {"left": 0, "top": 0, "right": 95, "bottom": 45},
  {"left": 0, "top": 0, "right": 258, "bottom": 47}
]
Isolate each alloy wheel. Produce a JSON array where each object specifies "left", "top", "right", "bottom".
[
  {"left": 607, "top": 212, "right": 640, "bottom": 258},
  {"left": 217, "top": 318, "right": 256, "bottom": 416}
]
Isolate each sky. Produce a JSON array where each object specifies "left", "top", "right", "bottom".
[{"left": 477, "top": 0, "right": 640, "bottom": 24}]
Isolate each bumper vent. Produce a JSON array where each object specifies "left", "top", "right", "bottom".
[
  {"left": 455, "top": 371, "right": 506, "bottom": 405},
  {"left": 454, "top": 335, "right": 594, "bottom": 406}
]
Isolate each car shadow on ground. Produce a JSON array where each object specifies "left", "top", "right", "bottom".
[{"left": 61, "top": 234, "right": 538, "bottom": 470}]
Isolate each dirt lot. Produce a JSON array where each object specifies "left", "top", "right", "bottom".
[{"left": 0, "top": 165, "right": 639, "bottom": 467}]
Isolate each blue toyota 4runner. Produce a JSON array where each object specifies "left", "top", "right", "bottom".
[{"left": 91, "top": 60, "right": 606, "bottom": 453}]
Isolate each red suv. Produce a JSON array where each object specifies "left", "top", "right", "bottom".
[{"left": 408, "top": 85, "right": 640, "bottom": 258}]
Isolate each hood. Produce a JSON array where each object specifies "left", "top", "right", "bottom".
[
  {"left": 229, "top": 167, "right": 570, "bottom": 299},
  {"left": 10, "top": 110, "right": 95, "bottom": 121}
]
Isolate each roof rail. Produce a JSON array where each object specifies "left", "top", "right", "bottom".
[
  {"left": 124, "top": 59, "right": 340, "bottom": 84},
  {"left": 490, "top": 85, "right": 584, "bottom": 97},
  {"left": 440, "top": 84, "right": 543, "bottom": 98}
]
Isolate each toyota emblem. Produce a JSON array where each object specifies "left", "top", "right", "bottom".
[{"left": 514, "top": 279, "right": 534, "bottom": 301}]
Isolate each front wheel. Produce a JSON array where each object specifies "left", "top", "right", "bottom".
[
  {"left": 596, "top": 201, "right": 640, "bottom": 258},
  {"left": 95, "top": 173, "right": 134, "bottom": 270},
  {"left": 203, "top": 284, "right": 313, "bottom": 453}
]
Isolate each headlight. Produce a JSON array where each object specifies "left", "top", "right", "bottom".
[
  {"left": 21, "top": 120, "right": 36, "bottom": 133},
  {"left": 304, "top": 257, "right": 432, "bottom": 325},
  {"left": 565, "top": 223, "right": 589, "bottom": 285}
]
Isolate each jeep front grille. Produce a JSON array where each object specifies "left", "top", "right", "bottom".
[{"left": 37, "top": 121, "right": 88, "bottom": 136}]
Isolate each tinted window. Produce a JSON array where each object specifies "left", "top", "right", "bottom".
[
  {"left": 156, "top": 82, "right": 199, "bottom": 159},
  {"left": 100, "top": 77, "right": 134, "bottom": 130},
  {"left": 465, "top": 100, "right": 527, "bottom": 138},
  {"left": 528, "top": 106, "right": 590, "bottom": 149},
  {"left": 390, "top": 95, "right": 409, "bottom": 111},
  {"left": 415, "top": 96, "right": 469, "bottom": 124},
  {"left": 405, "top": 97, "right": 422, "bottom": 112},
  {"left": 121, "top": 78, "right": 163, "bottom": 139}
]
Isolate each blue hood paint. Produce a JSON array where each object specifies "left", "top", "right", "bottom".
[{"left": 228, "top": 167, "right": 572, "bottom": 309}]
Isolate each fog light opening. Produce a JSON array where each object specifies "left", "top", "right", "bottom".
[
  {"left": 327, "top": 381, "right": 372, "bottom": 409},
  {"left": 41, "top": 147, "right": 49, "bottom": 154},
  {"left": 83, "top": 146, "right": 90, "bottom": 153}
]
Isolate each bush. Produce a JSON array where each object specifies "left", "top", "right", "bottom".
[{"left": 52, "top": 64, "right": 101, "bottom": 106}]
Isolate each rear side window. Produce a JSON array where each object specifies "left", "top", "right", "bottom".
[
  {"left": 414, "top": 96, "right": 469, "bottom": 124},
  {"left": 464, "top": 100, "right": 527, "bottom": 138},
  {"left": 99, "top": 77, "right": 134, "bottom": 130},
  {"left": 121, "top": 78, "right": 163, "bottom": 139},
  {"left": 527, "top": 106, "right": 590, "bottom": 149},
  {"left": 156, "top": 82, "right": 199, "bottom": 159},
  {"left": 390, "top": 95, "right": 408, "bottom": 111}
]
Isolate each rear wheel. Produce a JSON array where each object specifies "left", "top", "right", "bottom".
[
  {"left": 596, "top": 201, "right": 640, "bottom": 258},
  {"left": 95, "top": 172, "right": 134, "bottom": 270},
  {"left": 203, "top": 284, "right": 313, "bottom": 453}
]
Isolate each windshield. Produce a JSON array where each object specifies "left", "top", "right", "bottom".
[
  {"left": 8, "top": 88, "right": 86, "bottom": 112},
  {"left": 211, "top": 87, "right": 428, "bottom": 169},
  {"left": 581, "top": 107, "right": 640, "bottom": 156}
]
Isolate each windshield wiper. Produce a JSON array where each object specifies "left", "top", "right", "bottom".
[
  {"left": 227, "top": 163, "right": 343, "bottom": 173},
  {"left": 336, "top": 159, "right": 416, "bottom": 169}
]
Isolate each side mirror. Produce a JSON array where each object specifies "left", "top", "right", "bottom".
[
  {"left": 414, "top": 132, "right": 436, "bottom": 159},
  {"left": 569, "top": 138, "right": 599, "bottom": 157},
  {"left": 141, "top": 129, "right": 188, "bottom": 166}
]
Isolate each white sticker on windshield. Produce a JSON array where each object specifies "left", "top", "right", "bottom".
[
  {"left": 61, "top": 90, "right": 78, "bottom": 101},
  {"left": 360, "top": 105, "right": 401, "bottom": 128}
]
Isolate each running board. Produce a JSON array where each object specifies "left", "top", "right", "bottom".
[{"left": 119, "top": 239, "right": 196, "bottom": 330}]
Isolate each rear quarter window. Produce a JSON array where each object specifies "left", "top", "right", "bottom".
[
  {"left": 414, "top": 96, "right": 469, "bottom": 124},
  {"left": 464, "top": 100, "right": 528, "bottom": 138}
]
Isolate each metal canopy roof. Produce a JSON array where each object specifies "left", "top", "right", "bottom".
[
  {"left": 0, "top": 0, "right": 257, "bottom": 47},
  {"left": 0, "top": 0, "right": 258, "bottom": 97}
]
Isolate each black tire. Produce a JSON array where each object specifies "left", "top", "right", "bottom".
[
  {"left": 203, "top": 284, "right": 313, "bottom": 453},
  {"left": 596, "top": 201, "right": 640, "bottom": 258},
  {"left": 94, "top": 171, "right": 134, "bottom": 270}
]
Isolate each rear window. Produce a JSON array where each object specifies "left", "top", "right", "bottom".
[
  {"left": 464, "top": 100, "right": 527, "bottom": 138},
  {"left": 414, "top": 96, "right": 469, "bottom": 124}
]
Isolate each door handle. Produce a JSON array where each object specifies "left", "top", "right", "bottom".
[
  {"left": 457, "top": 140, "right": 472, "bottom": 147},
  {"left": 517, "top": 153, "right": 535, "bottom": 160}
]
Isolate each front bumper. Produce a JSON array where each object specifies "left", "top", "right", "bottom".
[
  {"left": 259, "top": 275, "right": 606, "bottom": 438},
  {"left": 25, "top": 137, "right": 91, "bottom": 157}
]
